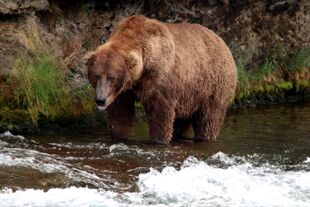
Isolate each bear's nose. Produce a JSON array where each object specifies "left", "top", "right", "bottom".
[{"left": 95, "top": 99, "right": 106, "bottom": 106}]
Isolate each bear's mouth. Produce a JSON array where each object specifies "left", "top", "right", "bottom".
[
  {"left": 95, "top": 96, "right": 115, "bottom": 111},
  {"left": 96, "top": 99, "right": 111, "bottom": 111},
  {"left": 95, "top": 98, "right": 109, "bottom": 111},
  {"left": 97, "top": 105, "right": 107, "bottom": 111}
]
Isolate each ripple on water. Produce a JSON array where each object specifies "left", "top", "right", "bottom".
[
  {"left": 0, "top": 132, "right": 115, "bottom": 189},
  {"left": 1, "top": 153, "right": 310, "bottom": 207},
  {"left": 108, "top": 143, "right": 156, "bottom": 157},
  {"left": 1, "top": 102, "right": 310, "bottom": 207}
]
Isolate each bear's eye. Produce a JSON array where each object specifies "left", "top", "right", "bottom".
[{"left": 107, "top": 76, "right": 116, "bottom": 83}]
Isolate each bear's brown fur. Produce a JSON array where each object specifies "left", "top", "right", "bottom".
[{"left": 85, "top": 16, "right": 237, "bottom": 144}]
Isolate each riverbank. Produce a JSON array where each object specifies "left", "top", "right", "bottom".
[
  {"left": 0, "top": 0, "right": 309, "bottom": 134},
  {"left": 232, "top": 48, "right": 310, "bottom": 108}
]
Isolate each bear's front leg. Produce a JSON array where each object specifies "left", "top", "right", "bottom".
[
  {"left": 107, "top": 91, "right": 136, "bottom": 140},
  {"left": 143, "top": 97, "right": 176, "bottom": 145}
]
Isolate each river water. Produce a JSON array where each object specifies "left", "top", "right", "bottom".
[{"left": 0, "top": 103, "right": 309, "bottom": 207}]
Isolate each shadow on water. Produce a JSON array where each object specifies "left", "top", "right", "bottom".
[{"left": 0, "top": 102, "right": 309, "bottom": 206}]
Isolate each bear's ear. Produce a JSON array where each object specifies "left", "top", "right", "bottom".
[
  {"left": 126, "top": 51, "right": 143, "bottom": 80},
  {"left": 84, "top": 51, "right": 96, "bottom": 67}
]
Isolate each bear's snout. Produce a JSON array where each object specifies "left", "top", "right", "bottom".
[{"left": 95, "top": 98, "right": 106, "bottom": 107}]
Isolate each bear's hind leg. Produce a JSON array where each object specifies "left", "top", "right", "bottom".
[
  {"left": 107, "top": 91, "right": 136, "bottom": 140},
  {"left": 192, "top": 101, "right": 226, "bottom": 142}
]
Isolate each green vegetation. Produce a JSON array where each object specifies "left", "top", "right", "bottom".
[
  {"left": 0, "top": 51, "right": 95, "bottom": 127},
  {"left": 253, "top": 57, "right": 278, "bottom": 80},
  {"left": 236, "top": 60, "right": 250, "bottom": 100},
  {"left": 286, "top": 48, "right": 310, "bottom": 71},
  {"left": 234, "top": 48, "right": 310, "bottom": 104},
  {"left": 236, "top": 60, "right": 250, "bottom": 88},
  {"left": 13, "top": 53, "right": 70, "bottom": 124}
]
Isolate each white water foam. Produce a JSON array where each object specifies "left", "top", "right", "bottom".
[
  {"left": 0, "top": 187, "right": 119, "bottom": 207},
  {"left": 135, "top": 155, "right": 310, "bottom": 207},
  {"left": 0, "top": 131, "right": 111, "bottom": 189},
  {"left": 108, "top": 143, "right": 155, "bottom": 157},
  {"left": 0, "top": 131, "right": 25, "bottom": 140},
  {"left": 0, "top": 150, "right": 111, "bottom": 189},
  {"left": 1, "top": 153, "right": 310, "bottom": 207},
  {"left": 304, "top": 157, "right": 310, "bottom": 164}
]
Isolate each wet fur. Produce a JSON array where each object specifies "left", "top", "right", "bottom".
[{"left": 85, "top": 16, "right": 237, "bottom": 144}]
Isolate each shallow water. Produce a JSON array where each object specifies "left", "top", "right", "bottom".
[{"left": 0, "top": 102, "right": 310, "bottom": 207}]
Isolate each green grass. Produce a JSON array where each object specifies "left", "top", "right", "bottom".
[
  {"left": 13, "top": 52, "right": 71, "bottom": 124},
  {"left": 235, "top": 60, "right": 251, "bottom": 100},
  {"left": 236, "top": 60, "right": 250, "bottom": 87},
  {"left": 286, "top": 48, "right": 310, "bottom": 71},
  {"left": 234, "top": 48, "right": 310, "bottom": 102},
  {"left": 252, "top": 57, "right": 278, "bottom": 80},
  {"left": 70, "top": 83, "right": 95, "bottom": 115}
]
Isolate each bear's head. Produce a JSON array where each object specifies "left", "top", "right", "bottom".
[{"left": 84, "top": 45, "right": 143, "bottom": 110}]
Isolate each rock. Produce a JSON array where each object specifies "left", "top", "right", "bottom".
[
  {"left": 267, "top": 0, "right": 299, "bottom": 16},
  {"left": 0, "top": 0, "right": 49, "bottom": 14}
]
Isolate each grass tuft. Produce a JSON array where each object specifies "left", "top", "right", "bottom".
[
  {"left": 13, "top": 52, "right": 71, "bottom": 124},
  {"left": 235, "top": 60, "right": 251, "bottom": 100},
  {"left": 287, "top": 48, "right": 310, "bottom": 71},
  {"left": 236, "top": 60, "right": 249, "bottom": 87},
  {"left": 253, "top": 57, "right": 278, "bottom": 80}
]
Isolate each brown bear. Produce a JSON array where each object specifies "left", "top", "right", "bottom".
[{"left": 84, "top": 15, "right": 237, "bottom": 144}]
